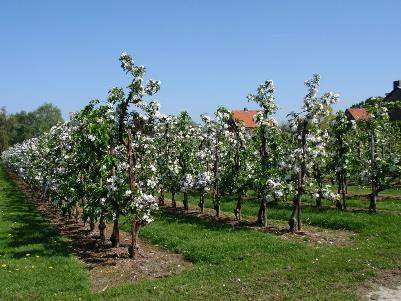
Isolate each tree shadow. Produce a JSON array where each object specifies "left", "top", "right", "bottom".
[
  {"left": 1, "top": 168, "right": 132, "bottom": 266},
  {"left": 1, "top": 178, "right": 72, "bottom": 259},
  {"left": 155, "top": 208, "right": 244, "bottom": 232},
  {"left": 156, "top": 207, "right": 294, "bottom": 237}
]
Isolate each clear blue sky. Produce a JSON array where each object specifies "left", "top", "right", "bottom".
[{"left": 1, "top": 0, "right": 401, "bottom": 122}]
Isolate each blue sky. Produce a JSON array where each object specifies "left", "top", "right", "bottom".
[{"left": 1, "top": 0, "right": 400, "bottom": 122}]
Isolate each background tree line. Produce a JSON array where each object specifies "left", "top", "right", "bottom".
[{"left": 0, "top": 103, "right": 64, "bottom": 152}]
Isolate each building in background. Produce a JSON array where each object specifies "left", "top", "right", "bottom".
[
  {"left": 232, "top": 108, "right": 258, "bottom": 129},
  {"left": 345, "top": 107, "right": 369, "bottom": 121},
  {"left": 384, "top": 80, "right": 401, "bottom": 121},
  {"left": 346, "top": 80, "right": 401, "bottom": 122}
]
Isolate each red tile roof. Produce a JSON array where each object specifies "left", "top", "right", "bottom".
[
  {"left": 232, "top": 110, "right": 258, "bottom": 128},
  {"left": 345, "top": 108, "right": 369, "bottom": 120}
]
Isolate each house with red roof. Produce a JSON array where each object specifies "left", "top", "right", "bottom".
[
  {"left": 231, "top": 108, "right": 258, "bottom": 129},
  {"left": 345, "top": 107, "right": 369, "bottom": 121},
  {"left": 346, "top": 80, "right": 401, "bottom": 122}
]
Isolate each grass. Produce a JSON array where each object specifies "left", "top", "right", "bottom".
[
  {"left": 344, "top": 185, "right": 401, "bottom": 196},
  {"left": 0, "top": 164, "right": 90, "bottom": 300},
  {"left": 1, "top": 163, "right": 401, "bottom": 300},
  {"left": 165, "top": 190, "right": 401, "bottom": 231}
]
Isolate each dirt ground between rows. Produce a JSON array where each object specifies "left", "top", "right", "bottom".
[
  {"left": 347, "top": 191, "right": 401, "bottom": 201},
  {"left": 9, "top": 173, "right": 191, "bottom": 292},
  {"left": 361, "top": 268, "right": 401, "bottom": 300}
]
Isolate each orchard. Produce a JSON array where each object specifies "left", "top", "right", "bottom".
[{"left": 1, "top": 53, "right": 401, "bottom": 300}]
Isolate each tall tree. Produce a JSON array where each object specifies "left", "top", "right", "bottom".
[
  {"left": 287, "top": 74, "right": 339, "bottom": 232},
  {"left": 0, "top": 107, "right": 9, "bottom": 152},
  {"left": 31, "top": 103, "right": 64, "bottom": 136},
  {"left": 7, "top": 103, "right": 63, "bottom": 146},
  {"left": 247, "top": 80, "right": 284, "bottom": 227}
]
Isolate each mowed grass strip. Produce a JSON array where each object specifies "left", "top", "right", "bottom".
[
  {"left": 114, "top": 207, "right": 401, "bottom": 301},
  {"left": 0, "top": 164, "right": 90, "bottom": 301},
  {"left": 113, "top": 192, "right": 401, "bottom": 300}
]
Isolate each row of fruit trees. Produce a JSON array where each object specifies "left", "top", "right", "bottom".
[{"left": 2, "top": 53, "right": 401, "bottom": 257}]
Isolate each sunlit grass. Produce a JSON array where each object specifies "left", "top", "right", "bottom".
[{"left": 2, "top": 163, "right": 401, "bottom": 300}]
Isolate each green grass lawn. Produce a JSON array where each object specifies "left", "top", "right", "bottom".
[
  {"left": 165, "top": 191, "right": 401, "bottom": 231},
  {"left": 0, "top": 164, "right": 90, "bottom": 300},
  {"left": 345, "top": 185, "right": 401, "bottom": 196},
  {"left": 2, "top": 163, "right": 401, "bottom": 300}
]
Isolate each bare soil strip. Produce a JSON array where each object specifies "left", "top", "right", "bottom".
[
  {"left": 161, "top": 200, "right": 355, "bottom": 247},
  {"left": 347, "top": 191, "right": 401, "bottom": 201},
  {"left": 8, "top": 172, "right": 191, "bottom": 292},
  {"left": 361, "top": 269, "right": 401, "bottom": 300}
]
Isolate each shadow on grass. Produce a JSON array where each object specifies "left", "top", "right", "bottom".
[
  {"left": 152, "top": 207, "right": 301, "bottom": 240},
  {"left": 162, "top": 193, "right": 378, "bottom": 233},
  {"left": 148, "top": 208, "right": 246, "bottom": 232},
  {"left": 0, "top": 173, "right": 72, "bottom": 259},
  {"left": 2, "top": 167, "right": 173, "bottom": 269}
]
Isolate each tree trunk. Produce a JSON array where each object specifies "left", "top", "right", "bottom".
[
  {"left": 369, "top": 129, "right": 377, "bottom": 213},
  {"left": 234, "top": 190, "right": 242, "bottom": 221},
  {"left": 289, "top": 121, "right": 306, "bottom": 232},
  {"left": 337, "top": 173, "right": 341, "bottom": 194},
  {"left": 128, "top": 220, "right": 141, "bottom": 258},
  {"left": 316, "top": 195, "right": 322, "bottom": 208},
  {"left": 336, "top": 174, "right": 343, "bottom": 209},
  {"left": 315, "top": 172, "right": 322, "bottom": 208},
  {"left": 214, "top": 201, "right": 220, "bottom": 217},
  {"left": 89, "top": 217, "right": 95, "bottom": 232},
  {"left": 342, "top": 175, "right": 347, "bottom": 210},
  {"left": 127, "top": 128, "right": 137, "bottom": 195},
  {"left": 289, "top": 194, "right": 301, "bottom": 232},
  {"left": 213, "top": 187, "right": 220, "bottom": 217},
  {"left": 74, "top": 205, "right": 79, "bottom": 222},
  {"left": 171, "top": 189, "right": 176, "bottom": 208},
  {"left": 126, "top": 128, "right": 141, "bottom": 257},
  {"left": 369, "top": 193, "right": 377, "bottom": 213},
  {"left": 212, "top": 140, "right": 220, "bottom": 217},
  {"left": 257, "top": 198, "right": 267, "bottom": 227},
  {"left": 183, "top": 192, "right": 189, "bottom": 210},
  {"left": 99, "top": 216, "right": 106, "bottom": 243},
  {"left": 110, "top": 213, "right": 120, "bottom": 247},
  {"left": 233, "top": 126, "right": 243, "bottom": 222},
  {"left": 290, "top": 167, "right": 302, "bottom": 231},
  {"left": 158, "top": 188, "right": 165, "bottom": 206},
  {"left": 198, "top": 191, "right": 205, "bottom": 213}
]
